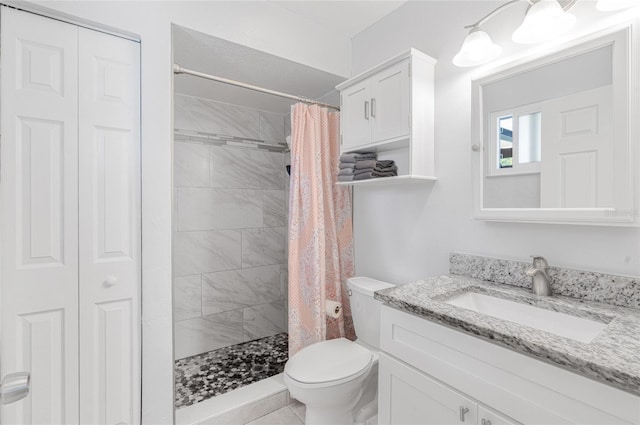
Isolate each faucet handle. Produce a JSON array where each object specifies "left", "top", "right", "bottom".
[{"left": 530, "top": 255, "right": 549, "bottom": 269}]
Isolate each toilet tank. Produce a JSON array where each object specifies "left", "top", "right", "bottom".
[{"left": 347, "top": 277, "right": 396, "bottom": 350}]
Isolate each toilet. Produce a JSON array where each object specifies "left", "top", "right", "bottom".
[{"left": 284, "top": 277, "right": 396, "bottom": 425}]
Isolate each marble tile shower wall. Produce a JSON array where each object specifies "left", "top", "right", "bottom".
[{"left": 173, "top": 94, "right": 289, "bottom": 360}]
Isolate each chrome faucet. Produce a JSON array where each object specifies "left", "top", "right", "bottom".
[{"left": 526, "top": 256, "right": 552, "bottom": 296}]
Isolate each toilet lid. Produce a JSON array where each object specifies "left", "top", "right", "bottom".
[{"left": 285, "top": 338, "right": 372, "bottom": 384}]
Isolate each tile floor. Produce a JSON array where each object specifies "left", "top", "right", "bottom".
[
  {"left": 175, "top": 333, "right": 288, "bottom": 408},
  {"left": 246, "top": 400, "right": 306, "bottom": 425}
]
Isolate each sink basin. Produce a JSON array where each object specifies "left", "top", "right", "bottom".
[{"left": 445, "top": 291, "right": 608, "bottom": 343}]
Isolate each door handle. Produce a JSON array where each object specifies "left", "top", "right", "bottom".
[
  {"left": 364, "top": 100, "right": 370, "bottom": 120},
  {"left": 459, "top": 406, "right": 470, "bottom": 422},
  {"left": 1, "top": 372, "right": 30, "bottom": 405},
  {"left": 371, "top": 98, "right": 376, "bottom": 117},
  {"left": 103, "top": 275, "right": 118, "bottom": 288}
]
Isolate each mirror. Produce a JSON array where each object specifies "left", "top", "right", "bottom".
[{"left": 471, "top": 25, "right": 638, "bottom": 225}]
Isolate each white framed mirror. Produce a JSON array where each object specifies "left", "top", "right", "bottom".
[{"left": 471, "top": 23, "right": 639, "bottom": 225}]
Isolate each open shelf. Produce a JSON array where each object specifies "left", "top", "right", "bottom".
[{"left": 336, "top": 175, "right": 437, "bottom": 187}]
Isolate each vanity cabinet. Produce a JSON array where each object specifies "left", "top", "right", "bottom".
[
  {"left": 336, "top": 49, "right": 436, "bottom": 184},
  {"left": 379, "top": 354, "right": 519, "bottom": 425},
  {"left": 378, "top": 305, "right": 640, "bottom": 425}
]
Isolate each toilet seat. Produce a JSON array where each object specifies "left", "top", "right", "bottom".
[{"left": 285, "top": 338, "right": 372, "bottom": 387}]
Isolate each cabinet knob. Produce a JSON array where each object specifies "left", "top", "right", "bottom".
[
  {"left": 103, "top": 276, "right": 118, "bottom": 287},
  {"left": 459, "top": 406, "right": 470, "bottom": 422},
  {"left": 481, "top": 419, "right": 492, "bottom": 425},
  {"left": 472, "top": 144, "right": 481, "bottom": 152}
]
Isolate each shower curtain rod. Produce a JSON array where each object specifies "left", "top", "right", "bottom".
[{"left": 173, "top": 64, "right": 340, "bottom": 111}]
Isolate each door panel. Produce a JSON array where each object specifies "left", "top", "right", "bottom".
[
  {"left": 1, "top": 7, "right": 80, "bottom": 424},
  {"left": 341, "top": 80, "right": 371, "bottom": 151},
  {"left": 478, "top": 405, "right": 522, "bottom": 425},
  {"left": 379, "top": 353, "right": 477, "bottom": 425},
  {"left": 78, "top": 28, "right": 141, "bottom": 425},
  {"left": 371, "top": 59, "right": 410, "bottom": 144},
  {"left": 540, "top": 85, "right": 613, "bottom": 208}
]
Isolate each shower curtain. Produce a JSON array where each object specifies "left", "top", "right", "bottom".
[{"left": 288, "top": 103, "right": 355, "bottom": 356}]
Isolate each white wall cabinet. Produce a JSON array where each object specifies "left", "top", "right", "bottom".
[
  {"left": 378, "top": 305, "right": 640, "bottom": 425},
  {"left": 336, "top": 49, "right": 436, "bottom": 184},
  {"left": 0, "top": 7, "right": 141, "bottom": 424}
]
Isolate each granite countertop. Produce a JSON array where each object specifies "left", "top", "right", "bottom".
[{"left": 374, "top": 274, "right": 640, "bottom": 396}]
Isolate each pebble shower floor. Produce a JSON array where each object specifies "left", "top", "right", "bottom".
[{"left": 174, "top": 333, "right": 288, "bottom": 408}]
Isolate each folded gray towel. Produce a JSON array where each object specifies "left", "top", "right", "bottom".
[
  {"left": 374, "top": 164, "right": 398, "bottom": 173},
  {"left": 371, "top": 170, "right": 398, "bottom": 177},
  {"left": 339, "top": 163, "right": 356, "bottom": 170},
  {"left": 354, "top": 172, "right": 374, "bottom": 181},
  {"left": 375, "top": 160, "right": 395, "bottom": 168},
  {"left": 340, "top": 152, "right": 377, "bottom": 163},
  {"left": 353, "top": 167, "right": 374, "bottom": 175},
  {"left": 355, "top": 159, "right": 377, "bottom": 170},
  {"left": 356, "top": 159, "right": 397, "bottom": 170},
  {"left": 354, "top": 170, "right": 398, "bottom": 180},
  {"left": 338, "top": 168, "right": 354, "bottom": 176},
  {"left": 337, "top": 174, "right": 354, "bottom": 182}
]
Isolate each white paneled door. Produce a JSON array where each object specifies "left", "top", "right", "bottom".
[
  {"left": 0, "top": 8, "right": 80, "bottom": 424},
  {"left": 0, "top": 7, "right": 140, "bottom": 425},
  {"left": 78, "top": 28, "right": 141, "bottom": 425},
  {"left": 540, "top": 85, "right": 613, "bottom": 208}
]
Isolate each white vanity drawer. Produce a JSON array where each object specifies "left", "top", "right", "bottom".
[{"left": 380, "top": 305, "right": 640, "bottom": 424}]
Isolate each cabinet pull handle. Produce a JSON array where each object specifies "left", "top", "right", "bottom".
[
  {"left": 371, "top": 98, "right": 376, "bottom": 117},
  {"left": 364, "top": 100, "right": 369, "bottom": 120},
  {"left": 459, "top": 406, "right": 470, "bottom": 422}
]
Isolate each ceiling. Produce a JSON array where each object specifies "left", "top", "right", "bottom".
[
  {"left": 268, "top": 1, "right": 408, "bottom": 38},
  {"left": 173, "top": 1, "right": 409, "bottom": 115},
  {"left": 173, "top": 25, "right": 346, "bottom": 115}
]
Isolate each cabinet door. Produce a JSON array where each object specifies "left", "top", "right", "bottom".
[
  {"left": 478, "top": 406, "right": 521, "bottom": 425},
  {"left": 379, "top": 353, "right": 477, "bottom": 425},
  {"left": 0, "top": 7, "right": 80, "bottom": 424},
  {"left": 341, "top": 79, "right": 371, "bottom": 151},
  {"left": 371, "top": 59, "right": 410, "bottom": 144},
  {"left": 78, "top": 28, "right": 141, "bottom": 424}
]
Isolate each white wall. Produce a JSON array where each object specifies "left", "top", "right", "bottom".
[
  {"left": 350, "top": 1, "right": 640, "bottom": 284},
  {"left": 20, "top": 1, "right": 350, "bottom": 423}
]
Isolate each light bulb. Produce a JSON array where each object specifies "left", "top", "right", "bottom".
[
  {"left": 513, "top": 0, "right": 576, "bottom": 44},
  {"left": 453, "top": 28, "right": 502, "bottom": 67}
]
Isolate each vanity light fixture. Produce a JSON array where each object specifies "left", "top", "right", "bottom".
[
  {"left": 512, "top": 0, "right": 576, "bottom": 43},
  {"left": 454, "top": 0, "right": 578, "bottom": 67},
  {"left": 452, "top": 27, "right": 502, "bottom": 67},
  {"left": 596, "top": 0, "right": 640, "bottom": 11}
]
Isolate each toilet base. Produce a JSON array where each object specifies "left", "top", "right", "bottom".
[{"left": 304, "top": 404, "right": 356, "bottom": 425}]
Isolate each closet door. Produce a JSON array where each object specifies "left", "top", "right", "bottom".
[
  {"left": 0, "top": 7, "right": 80, "bottom": 424},
  {"left": 78, "top": 28, "right": 141, "bottom": 424}
]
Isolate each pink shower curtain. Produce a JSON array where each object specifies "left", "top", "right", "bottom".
[{"left": 288, "top": 103, "right": 355, "bottom": 356}]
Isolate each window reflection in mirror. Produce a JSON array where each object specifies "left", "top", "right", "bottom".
[
  {"left": 518, "top": 112, "right": 541, "bottom": 165},
  {"left": 498, "top": 116, "right": 512, "bottom": 169},
  {"left": 481, "top": 41, "right": 619, "bottom": 209}
]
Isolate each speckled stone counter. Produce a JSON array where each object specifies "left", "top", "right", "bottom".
[
  {"left": 374, "top": 275, "right": 640, "bottom": 396},
  {"left": 450, "top": 252, "right": 640, "bottom": 309}
]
